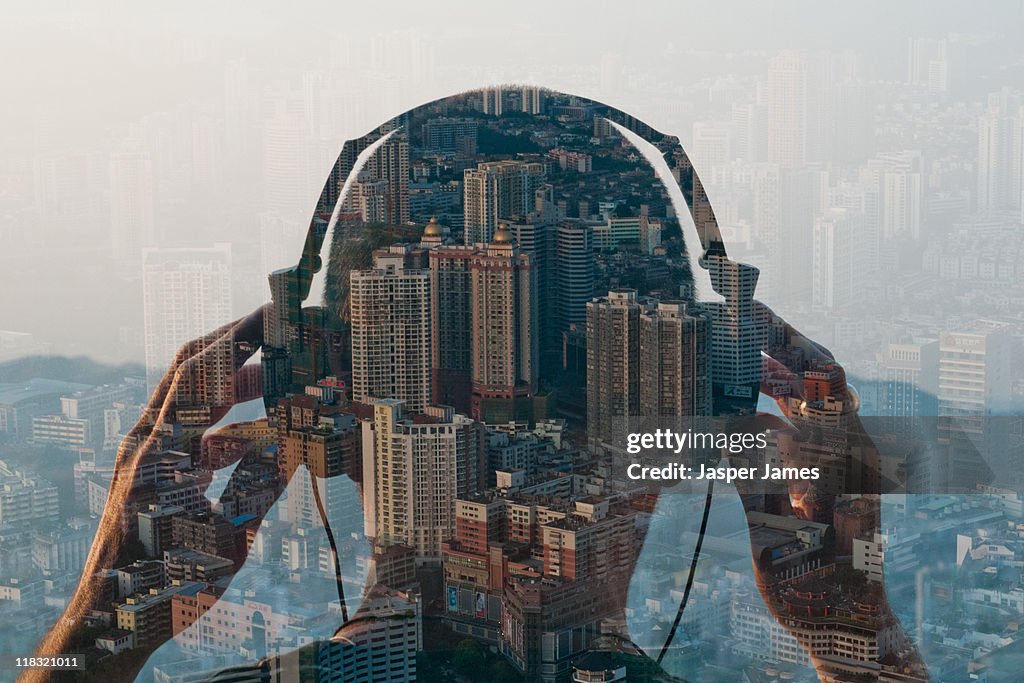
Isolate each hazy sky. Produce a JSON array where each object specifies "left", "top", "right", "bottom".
[{"left": 2, "top": 1, "right": 1023, "bottom": 363}]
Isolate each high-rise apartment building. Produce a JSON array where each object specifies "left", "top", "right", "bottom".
[
  {"left": 766, "top": 50, "right": 809, "bottom": 166},
  {"left": 109, "top": 148, "right": 156, "bottom": 264},
  {"left": 938, "top": 322, "right": 1013, "bottom": 487},
  {"left": 429, "top": 241, "right": 476, "bottom": 413},
  {"left": 343, "top": 132, "right": 410, "bottom": 224},
  {"left": 463, "top": 160, "right": 546, "bottom": 244},
  {"left": 469, "top": 227, "right": 539, "bottom": 423},
  {"left": 481, "top": 86, "right": 503, "bottom": 115},
  {"left": 363, "top": 400, "right": 484, "bottom": 562},
  {"left": 907, "top": 37, "right": 949, "bottom": 92},
  {"left": 977, "top": 88, "right": 1024, "bottom": 213},
  {"left": 555, "top": 221, "right": 594, "bottom": 336},
  {"left": 705, "top": 255, "right": 767, "bottom": 414},
  {"left": 420, "top": 117, "right": 479, "bottom": 156},
  {"left": 812, "top": 207, "right": 867, "bottom": 310},
  {"left": 142, "top": 244, "right": 233, "bottom": 395},
  {"left": 506, "top": 220, "right": 557, "bottom": 365},
  {"left": 372, "top": 133, "right": 411, "bottom": 224},
  {"left": 639, "top": 301, "right": 712, "bottom": 418},
  {"left": 314, "top": 587, "right": 422, "bottom": 682},
  {"left": 587, "top": 291, "right": 711, "bottom": 446},
  {"left": 881, "top": 340, "right": 939, "bottom": 419},
  {"left": 279, "top": 418, "right": 360, "bottom": 530},
  {"left": 350, "top": 244, "right": 432, "bottom": 412},
  {"left": 0, "top": 464, "right": 60, "bottom": 527},
  {"left": 586, "top": 290, "right": 642, "bottom": 446},
  {"left": 348, "top": 171, "right": 392, "bottom": 224},
  {"left": 938, "top": 323, "right": 1012, "bottom": 423}
]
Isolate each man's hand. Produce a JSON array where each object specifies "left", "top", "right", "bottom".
[{"left": 26, "top": 306, "right": 266, "bottom": 683}]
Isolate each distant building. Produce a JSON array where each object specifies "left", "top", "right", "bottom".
[
  {"left": 766, "top": 50, "right": 808, "bottom": 166},
  {"left": 344, "top": 133, "right": 410, "bottom": 225},
  {"left": 0, "top": 462, "right": 59, "bottom": 527},
  {"left": 32, "top": 524, "right": 92, "bottom": 575},
  {"left": 141, "top": 244, "right": 233, "bottom": 396},
  {"left": 0, "top": 378, "right": 91, "bottom": 436},
  {"left": 31, "top": 414, "right": 90, "bottom": 448},
  {"left": 977, "top": 88, "right": 1023, "bottom": 213},
  {"left": 881, "top": 339, "right": 939, "bottom": 421},
  {"left": 60, "top": 384, "right": 134, "bottom": 446},
  {"left": 938, "top": 322, "right": 1013, "bottom": 486},
  {"left": 811, "top": 207, "right": 867, "bottom": 310},
  {"left": 463, "top": 160, "right": 546, "bottom": 244},
  {"left": 853, "top": 529, "right": 920, "bottom": 583},
  {"left": 420, "top": 117, "right": 479, "bottom": 156},
  {"left": 0, "top": 576, "right": 45, "bottom": 607}
]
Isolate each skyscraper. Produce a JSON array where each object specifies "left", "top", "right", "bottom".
[
  {"left": 363, "top": 400, "right": 484, "bottom": 562},
  {"left": 705, "top": 255, "right": 767, "bottom": 414},
  {"left": 554, "top": 221, "right": 594, "bottom": 336},
  {"left": 520, "top": 86, "right": 546, "bottom": 115},
  {"left": 586, "top": 290, "right": 642, "bottom": 447},
  {"left": 766, "top": 50, "right": 809, "bottom": 166},
  {"left": 463, "top": 160, "right": 546, "bottom": 244},
  {"left": 350, "top": 244, "right": 431, "bottom": 413},
  {"left": 907, "top": 37, "right": 949, "bottom": 93},
  {"left": 866, "top": 152, "right": 922, "bottom": 240},
  {"left": 639, "top": 301, "right": 712, "bottom": 418},
  {"left": 938, "top": 323, "right": 1012, "bottom": 423},
  {"left": 977, "top": 88, "right": 1024, "bottom": 213},
  {"left": 343, "top": 132, "right": 410, "bottom": 225},
  {"left": 142, "top": 244, "right": 233, "bottom": 395},
  {"left": 812, "top": 207, "right": 867, "bottom": 310},
  {"left": 261, "top": 110, "right": 310, "bottom": 220},
  {"left": 937, "top": 322, "right": 1013, "bottom": 487},
  {"left": 505, "top": 220, "right": 555, "bottom": 364},
  {"left": 369, "top": 133, "right": 411, "bottom": 225},
  {"left": 430, "top": 241, "right": 476, "bottom": 413},
  {"left": 109, "top": 148, "right": 156, "bottom": 264},
  {"left": 587, "top": 292, "right": 712, "bottom": 447},
  {"left": 481, "top": 86, "right": 503, "bottom": 115},
  {"left": 881, "top": 339, "right": 939, "bottom": 419},
  {"left": 469, "top": 226, "right": 539, "bottom": 423}
]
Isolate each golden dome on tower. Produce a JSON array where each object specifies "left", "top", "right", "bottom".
[
  {"left": 492, "top": 223, "right": 515, "bottom": 243},
  {"left": 423, "top": 216, "right": 444, "bottom": 236}
]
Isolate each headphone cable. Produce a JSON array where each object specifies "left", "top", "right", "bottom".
[{"left": 656, "top": 478, "right": 714, "bottom": 665}]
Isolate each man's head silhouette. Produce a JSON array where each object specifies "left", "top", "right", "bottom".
[{"left": 31, "top": 86, "right": 923, "bottom": 683}]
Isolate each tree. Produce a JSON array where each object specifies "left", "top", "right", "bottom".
[{"left": 453, "top": 639, "right": 485, "bottom": 677}]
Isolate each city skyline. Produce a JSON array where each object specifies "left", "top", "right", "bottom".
[{"left": 4, "top": 5, "right": 1024, "bottom": 681}]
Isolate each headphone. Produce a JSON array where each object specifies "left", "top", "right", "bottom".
[{"left": 262, "top": 89, "right": 760, "bottom": 656}]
